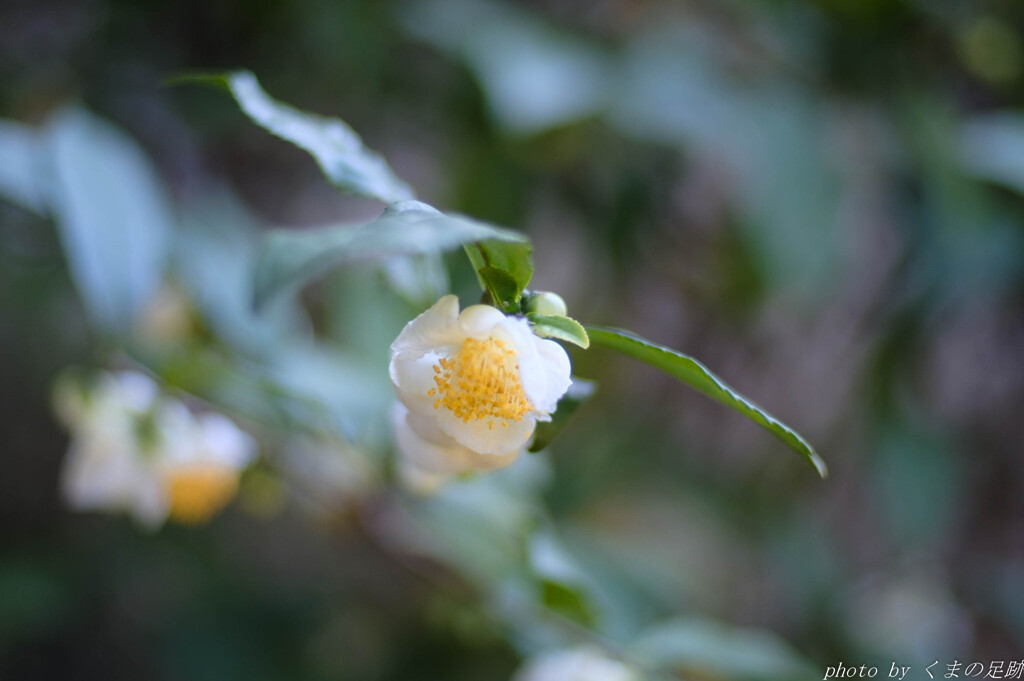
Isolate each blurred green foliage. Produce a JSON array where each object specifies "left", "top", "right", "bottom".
[{"left": 3, "top": 0, "right": 1024, "bottom": 679}]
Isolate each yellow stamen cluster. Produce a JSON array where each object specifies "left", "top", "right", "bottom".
[
  {"left": 429, "top": 337, "right": 533, "bottom": 429},
  {"left": 165, "top": 465, "right": 239, "bottom": 524}
]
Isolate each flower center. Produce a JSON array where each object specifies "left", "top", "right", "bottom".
[
  {"left": 165, "top": 465, "right": 239, "bottom": 524},
  {"left": 429, "top": 337, "right": 533, "bottom": 429}
]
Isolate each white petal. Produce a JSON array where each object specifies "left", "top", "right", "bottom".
[
  {"left": 392, "top": 403, "right": 518, "bottom": 475},
  {"left": 195, "top": 412, "right": 257, "bottom": 468},
  {"left": 525, "top": 337, "right": 572, "bottom": 414},
  {"left": 61, "top": 442, "right": 119, "bottom": 510},
  {"left": 495, "top": 317, "right": 571, "bottom": 414},
  {"left": 458, "top": 304, "right": 506, "bottom": 338},
  {"left": 489, "top": 313, "right": 534, "bottom": 348},
  {"left": 392, "top": 405, "right": 473, "bottom": 475},
  {"left": 435, "top": 406, "right": 536, "bottom": 457},
  {"left": 405, "top": 408, "right": 459, "bottom": 447},
  {"left": 125, "top": 475, "right": 170, "bottom": 529},
  {"left": 60, "top": 433, "right": 169, "bottom": 527},
  {"left": 390, "top": 295, "right": 464, "bottom": 356},
  {"left": 61, "top": 422, "right": 135, "bottom": 506},
  {"left": 153, "top": 400, "right": 199, "bottom": 463},
  {"left": 390, "top": 352, "right": 446, "bottom": 414}
]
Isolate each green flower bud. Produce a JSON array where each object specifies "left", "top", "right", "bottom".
[{"left": 524, "top": 291, "right": 568, "bottom": 317}]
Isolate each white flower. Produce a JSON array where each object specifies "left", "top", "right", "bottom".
[
  {"left": 58, "top": 372, "right": 168, "bottom": 527},
  {"left": 391, "top": 402, "right": 520, "bottom": 494},
  {"left": 56, "top": 371, "right": 256, "bottom": 527},
  {"left": 389, "top": 295, "right": 571, "bottom": 486},
  {"left": 157, "top": 406, "right": 258, "bottom": 525},
  {"left": 513, "top": 647, "right": 638, "bottom": 681}
]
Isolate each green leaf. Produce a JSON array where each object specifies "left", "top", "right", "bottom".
[
  {"left": 399, "top": 0, "right": 611, "bottom": 135},
  {"left": 463, "top": 240, "right": 534, "bottom": 313},
  {"left": 228, "top": 71, "right": 414, "bottom": 202},
  {"left": 585, "top": 326, "right": 826, "bottom": 477},
  {"left": 163, "top": 72, "right": 231, "bottom": 91},
  {"left": 46, "top": 106, "right": 172, "bottom": 336},
  {"left": 380, "top": 253, "right": 449, "bottom": 309},
  {"left": 529, "top": 530, "right": 601, "bottom": 628},
  {"left": 264, "top": 344, "right": 393, "bottom": 441},
  {"left": 476, "top": 265, "right": 521, "bottom": 313},
  {"left": 529, "top": 377, "right": 595, "bottom": 452},
  {"left": 254, "top": 200, "right": 527, "bottom": 308},
  {"left": 539, "top": 578, "right": 596, "bottom": 627},
  {"left": 177, "top": 188, "right": 306, "bottom": 356},
  {"left": 527, "top": 313, "right": 589, "bottom": 348},
  {"left": 180, "top": 70, "right": 415, "bottom": 203},
  {"left": 0, "top": 120, "right": 48, "bottom": 215},
  {"left": 629, "top": 617, "right": 817, "bottom": 681}
]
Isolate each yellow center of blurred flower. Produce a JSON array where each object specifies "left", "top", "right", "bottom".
[
  {"left": 429, "top": 337, "right": 532, "bottom": 429},
  {"left": 165, "top": 465, "right": 239, "bottom": 524}
]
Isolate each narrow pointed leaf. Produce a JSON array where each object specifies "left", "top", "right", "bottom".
[
  {"left": 47, "top": 107, "right": 172, "bottom": 336},
  {"left": 527, "top": 313, "right": 589, "bottom": 348},
  {"left": 183, "top": 70, "right": 416, "bottom": 203},
  {"left": 586, "top": 326, "right": 826, "bottom": 477},
  {"left": 254, "top": 200, "right": 527, "bottom": 308},
  {"left": 529, "top": 377, "right": 595, "bottom": 453}
]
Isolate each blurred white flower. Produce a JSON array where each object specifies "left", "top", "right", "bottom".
[
  {"left": 389, "top": 295, "right": 571, "bottom": 488},
  {"left": 55, "top": 371, "right": 256, "bottom": 527},
  {"left": 513, "top": 646, "right": 638, "bottom": 681},
  {"left": 158, "top": 406, "right": 258, "bottom": 524},
  {"left": 57, "top": 372, "right": 168, "bottom": 526}
]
